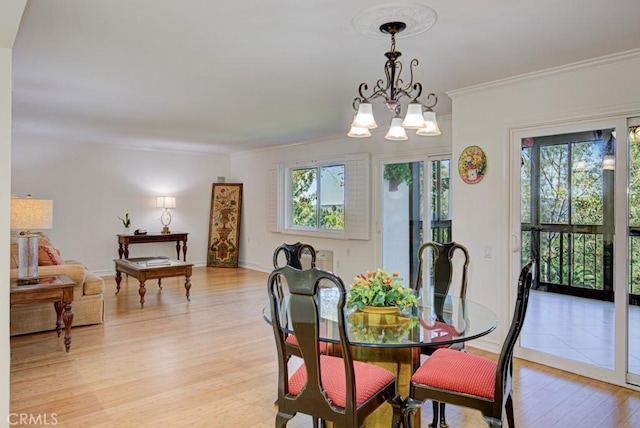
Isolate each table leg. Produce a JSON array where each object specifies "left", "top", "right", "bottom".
[
  {"left": 118, "top": 243, "right": 124, "bottom": 259},
  {"left": 158, "top": 278, "right": 162, "bottom": 289},
  {"left": 54, "top": 301, "right": 63, "bottom": 337},
  {"left": 184, "top": 274, "right": 191, "bottom": 301},
  {"left": 115, "top": 270, "right": 122, "bottom": 294},
  {"left": 138, "top": 281, "right": 146, "bottom": 309},
  {"left": 182, "top": 240, "right": 188, "bottom": 261},
  {"left": 123, "top": 244, "right": 129, "bottom": 259},
  {"left": 62, "top": 301, "right": 73, "bottom": 352}
]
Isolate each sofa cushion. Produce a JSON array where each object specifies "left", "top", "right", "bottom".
[
  {"left": 38, "top": 240, "right": 65, "bottom": 266},
  {"left": 83, "top": 271, "right": 105, "bottom": 296}
]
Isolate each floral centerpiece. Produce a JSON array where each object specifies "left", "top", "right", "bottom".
[{"left": 347, "top": 268, "right": 419, "bottom": 311}]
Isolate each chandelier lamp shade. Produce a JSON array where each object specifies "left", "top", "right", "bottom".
[
  {"left": 156, "top": 196, "right": 176, "bottom": 234},
  {"left": 348, "top": 21, "right": 441, "bottom": 140}
]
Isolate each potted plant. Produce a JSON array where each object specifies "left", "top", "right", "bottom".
[
  {"left": 347, "top": 268, "right": 419, "bottom": 312},
  {"left": 118, "top": 213, "right": 131, "bottom": 234}
]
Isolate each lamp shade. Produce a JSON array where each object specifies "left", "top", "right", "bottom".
[
  {"left": 602, "top": 155, "right": 615, "bottom": 170},
  {"left": 11, "top": 197, "right": 53, "bottom": 230},
  {"left": 385, "top": 117, "right": 408, "bottom": 141},
  {"left": 352, "top": 103, "right": 378, "bottom": 129},
  {"left": 416, "top": 110, "right": 441, "bottom": 136},
  {"left": 347, "top": 125, "right": 371, "bottom": 138},
  {"left": 156, "top": 196, "right": 176, "bottom": 209},
  {"left": 401, "top": 103, "right": 426, "bottom": 129}
]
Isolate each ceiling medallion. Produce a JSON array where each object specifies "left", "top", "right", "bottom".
[{"left": 351, "top": 3, "right": 438, "bottom": 39}]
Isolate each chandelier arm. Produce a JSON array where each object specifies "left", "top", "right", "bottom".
[
  {"left": 356, "top": 83, "right": 370, "bottom": 103},
  {"left": 420, "top": 93, "right": 438, "bottom": 110},
  {"left": 409, "top": 82, "right": 423, "bottom": 102}
]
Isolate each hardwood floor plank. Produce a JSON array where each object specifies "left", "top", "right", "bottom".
[{"left": 10, "top": 267, "right": 640, "bottom": 427}]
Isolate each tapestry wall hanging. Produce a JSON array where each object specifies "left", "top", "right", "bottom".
[{"left": 207, "top": 183, "right": 242, "bottom": 268}]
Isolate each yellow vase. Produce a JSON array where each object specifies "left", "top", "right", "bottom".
[{"left": 361, "top": 305, "right": 399, "bottom": 315}]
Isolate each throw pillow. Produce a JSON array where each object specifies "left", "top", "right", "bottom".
[{"left": 38, "top": 239, "right": 64, "bottom": 266}]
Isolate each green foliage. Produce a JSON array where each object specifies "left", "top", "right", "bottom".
[
  {"left": 118, "top": 213, "right": 131, "bottom": 227},
  {"left": 320, "top": 205, "right": 344, "bottom": 229},
  {"left": 347, "top": 268, "right": 419, "bottom": 310},
  {"left": 291, "top": 168, "right": 316, "bottom": 227},
  {"left": 384, "top": 163, "right": 413, "bottom": 187}
]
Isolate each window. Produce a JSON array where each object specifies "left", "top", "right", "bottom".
[
  {"left": 290, "top": 164, "right": 345, "bottom": 230},
  {"left": 430, "top": 159, "right": 451, "bottom": 242},
  {"left": 269, "top": 154, "right": 370, "bottom": 240}
]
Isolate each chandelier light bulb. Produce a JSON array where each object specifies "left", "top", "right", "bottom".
[
  {"left": 385, "top": 117, "right": 408, "bottom": 141},
  {"left": 401, "top": 103, "right": 426, "bottom": 129},
  {"left": 352, "top": 103, "right": 378, "bottom": 129}
]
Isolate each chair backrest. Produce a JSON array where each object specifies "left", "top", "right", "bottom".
[
  {"left": 413, "top": 241, "right": 470, "bottom": 299},
  {"left": 273, "top": 242, "right": 317, "bottom": 269},
  {"left": 493, "top": 259, "right": 535, "bottom": 411},
  {"left": 268, "top": 265, "right": 358, "bottom": 422}
]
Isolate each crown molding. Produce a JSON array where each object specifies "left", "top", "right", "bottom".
[{"left": 448, "top": 48, "right": 640, "bottom": 99}]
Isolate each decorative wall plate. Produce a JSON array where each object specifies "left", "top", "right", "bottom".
[{"left": 458, "top": 146, "right": 487, "bottom": 184}]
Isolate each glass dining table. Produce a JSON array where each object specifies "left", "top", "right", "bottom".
[{"left": 263, "top": 290, "right": 498, "bottom": 427}]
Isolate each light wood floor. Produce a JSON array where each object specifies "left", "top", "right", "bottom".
[{"left": 10, "top": 267, "right": 640, "bottom": 427}]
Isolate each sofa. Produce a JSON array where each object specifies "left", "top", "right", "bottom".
[{"left": 10, "top": 234, "right": 105, "bottom": 336}]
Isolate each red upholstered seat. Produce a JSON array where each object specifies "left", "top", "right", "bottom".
[
  {"left": 404, "top": 260, "right": 536, "bottom": 428},
  {"left": 288, "top": 355, "right": 396, "bottom": 408},
  {"left": 411, "top": 348, "right": 497, "bottom": 399},
  {"left": 285, "top": 334, "right": 328, "bottom": 354}
]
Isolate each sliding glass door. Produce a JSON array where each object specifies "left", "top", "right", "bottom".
[
  {"left": 627, "top": 118, "right": 640, "bottom": 384},
  {"left": 380, "top": 157, "right": 451, "bottom": 288}
]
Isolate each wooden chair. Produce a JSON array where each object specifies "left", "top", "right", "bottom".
[
  {"left": 273, "top": 242, "right": 317, "bottom": 270},
  {"left": 267, "top": 265, "right": 398, "bottom": 427},
  {"left": 272, "top": 242, "right": 326, "bottom": 357},
  {"left": 404, "top": 259, "right": 536, "bottom": 428},
  {"left": 412, "top": 241, "right": 470, "bottom": 427}
]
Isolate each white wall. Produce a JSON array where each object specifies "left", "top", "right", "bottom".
[
  {"left": 0, "top": 46, "right": 12, "bottom": 428},
  {"left": 2, "top": 2, "right": 27, "bottom": 425},
  {"left": 230, "top": 119, "right": 452, "bottom": 282},
  {"left": 11, "top": 140, "right": 230, "bottom": 274},
  {"left": 449, "top": 51, "right": 640, "bottom": 354}
]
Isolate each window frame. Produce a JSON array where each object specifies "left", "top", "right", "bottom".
[
  {"left": 270, "top": 153, "right": 370, "bottom": 240},
  {"left": 285, "top": 161, "right": 346, "bottom": 235}
]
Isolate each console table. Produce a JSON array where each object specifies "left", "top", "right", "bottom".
[{"left": 117, "top": 232, "right": 188, "bottom": 261}]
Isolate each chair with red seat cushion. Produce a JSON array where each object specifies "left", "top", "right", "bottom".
[
  {"left": 273, "top": 242, "right": 324, "bottom": 358},
  {"left": 404, "top": 259, "right": 535, "bottom": 428},
  {"left": 267, "top": 265, "right": 398, "bottom": 427},
  {"left": 413, "top": 241, "right": 470, "bottom": 426}
]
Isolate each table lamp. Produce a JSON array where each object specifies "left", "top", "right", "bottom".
[
  {"left": 156, "top": 196, "right": 175, "bottom": 234},
  {"left": 11, "top": 195, "right": 54, "bottom": 284}
]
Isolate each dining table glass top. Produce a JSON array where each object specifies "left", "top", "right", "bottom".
[{"left": 263, "top": 290, "right": 498, "bottom": 349}]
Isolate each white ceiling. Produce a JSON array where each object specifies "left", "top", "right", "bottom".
[{"left": 11, "top": 0, "right": 640, "bottom": 154}]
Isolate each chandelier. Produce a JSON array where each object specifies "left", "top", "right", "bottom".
[{"left": 348, "top": 21, "right": 440, "bottom": 140}]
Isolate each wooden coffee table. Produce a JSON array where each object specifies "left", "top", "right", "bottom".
[
  {"left": 114, "top": 257, "right": 193, "bottom": 308},
  {"left": 10, "top": 274, "right": 75, "bottom": 352}
]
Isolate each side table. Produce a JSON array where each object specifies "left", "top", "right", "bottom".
[{"left": 10, "top": 274, "right": 75, "bottom": 352}]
